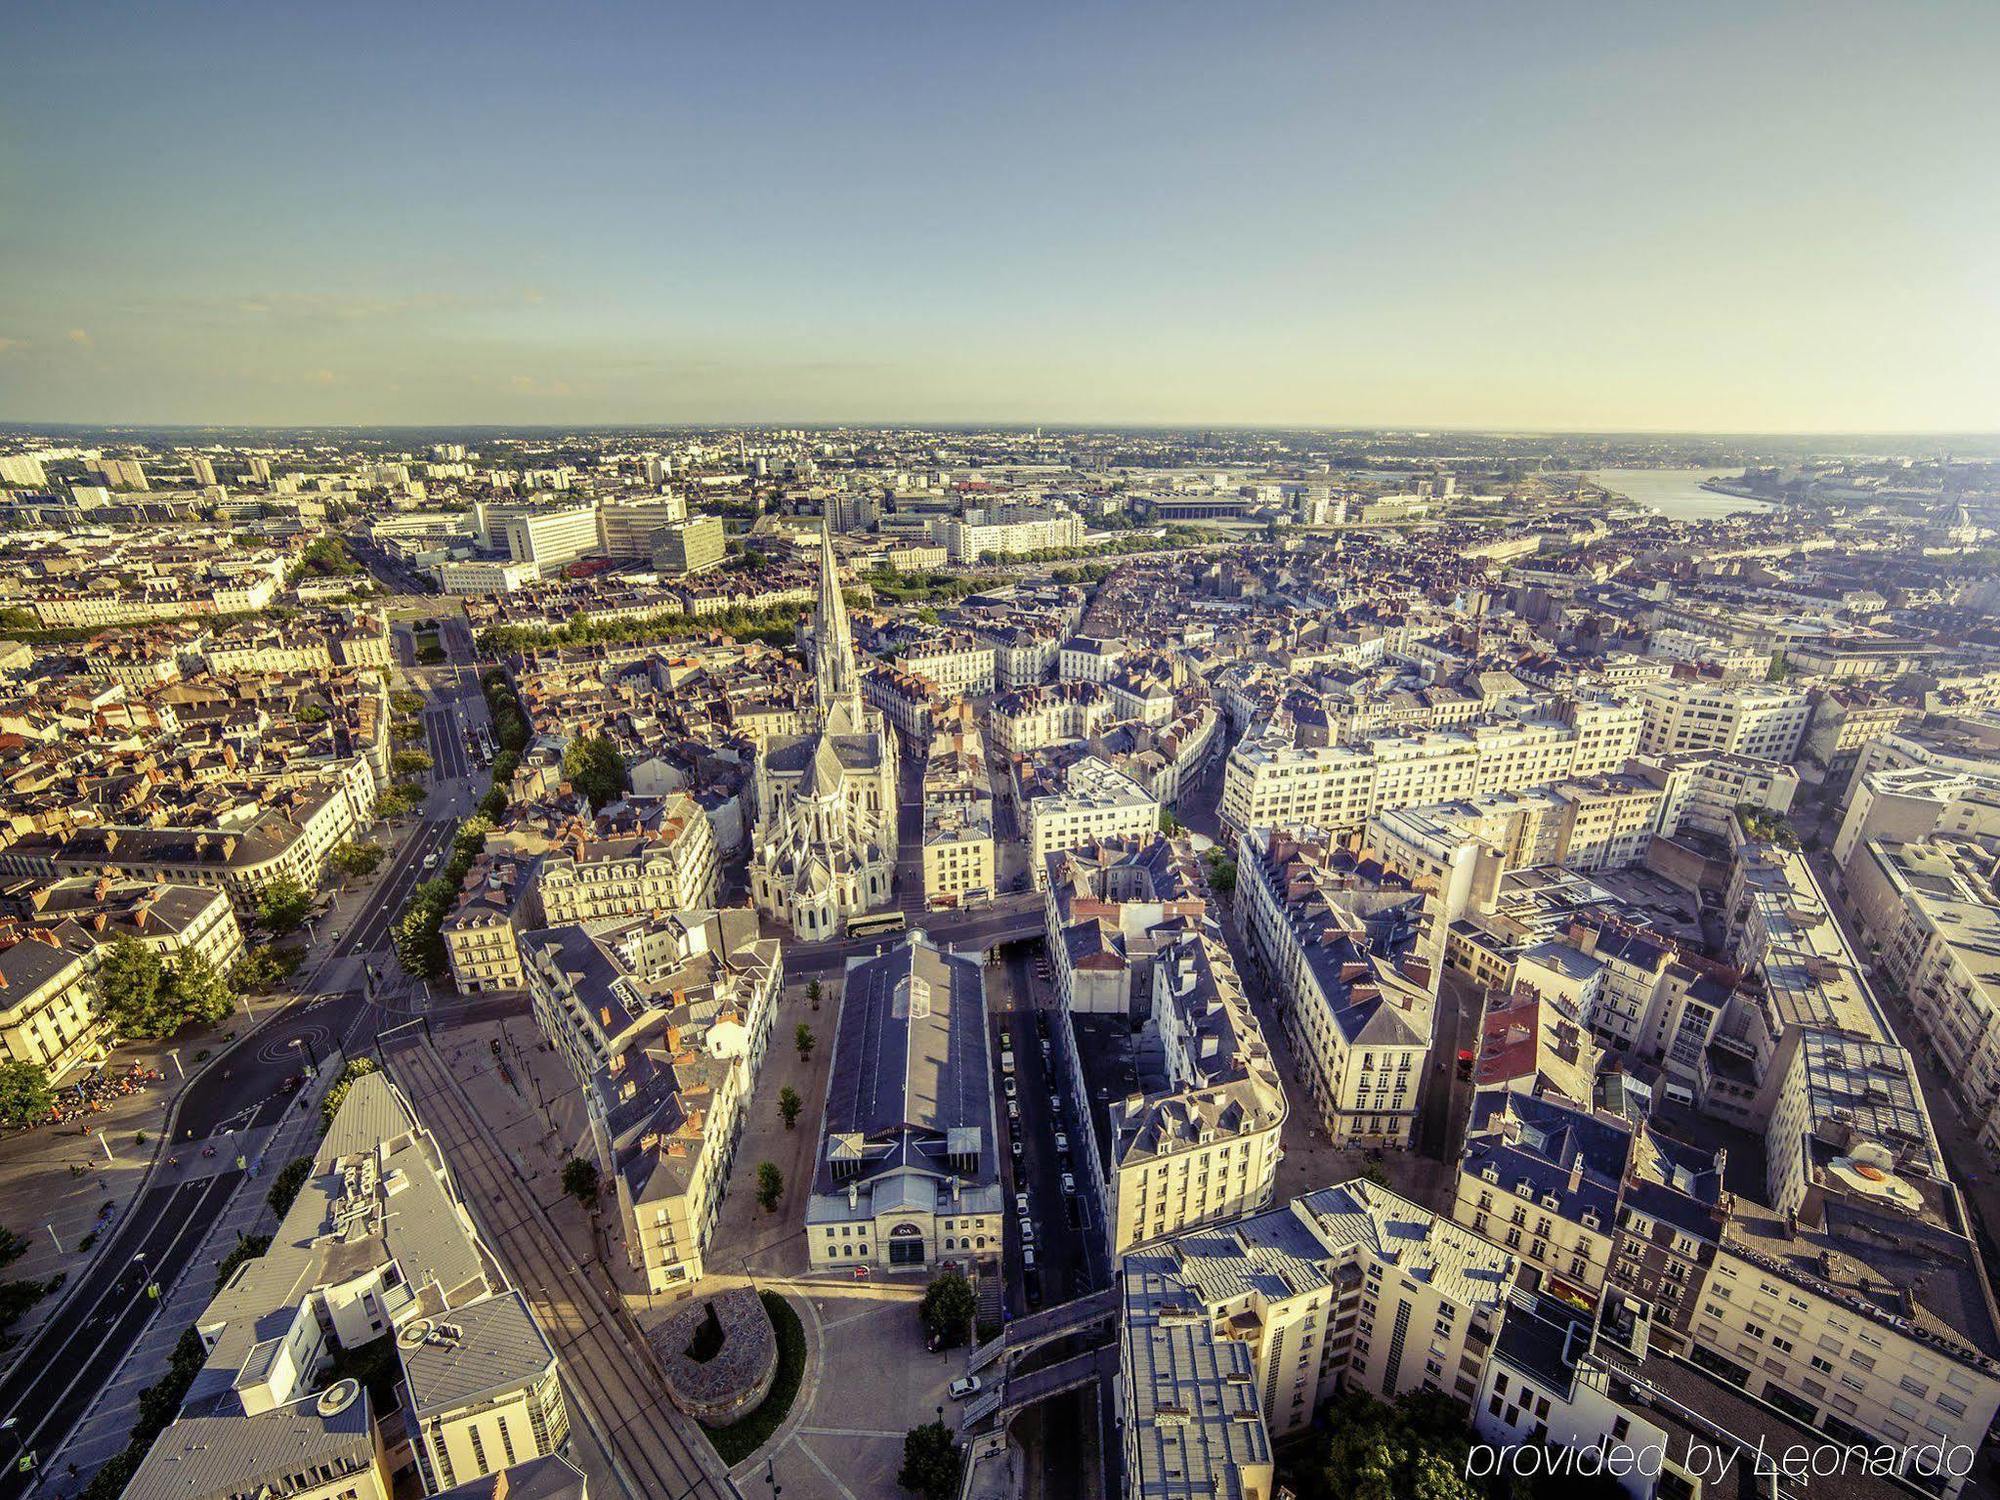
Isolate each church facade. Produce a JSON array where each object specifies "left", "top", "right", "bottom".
[{"left": 748, "top": 525, "right": 899, "bottom": 938}]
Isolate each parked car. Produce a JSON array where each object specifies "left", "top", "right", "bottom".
[
  {"left": 1025, "top": 1268, "right": 1043, "bottom": 1307},
  {"left": 1015, "top": 1191, "right": 1031, "bottom": 1216},
  {"left": 1061, "top": 1172, "right": 1077, "bottom": 1195},
  {"left": 1011, "top": 1138, "right": 1023, "bottom": 1158},
  {"left": 1001, "top": 1053, "right": 1015, "bottom": 1075},
  {"left": 1007, "top": 1098, "right": 1020, "bottom": 1121},
  {"left": 1054, "top": 1131, "right": 1069, "bottom": 1154},
  {"left": 948, "top": 1376, "right": 983, "bottom": 1401},
  {"left": 1021, "top": 1220, "right": 1037, "bottom": 1245},
  {"left": 1003, "top": 1076, "right": 1017, "bottom": 1099},
  {"left": 1023, "top": 1245, "right": 1037, "bottom": 1269}
]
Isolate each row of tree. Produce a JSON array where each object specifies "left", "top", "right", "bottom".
[{"left": 474, "top": 602, "right": 808, "bottom": 657}]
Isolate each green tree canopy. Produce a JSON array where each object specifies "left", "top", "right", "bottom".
[
  {"left": 918, "top": 1268, "right": 977, "bottom": 1348},
  {"left": 255, "top": 877, "right": 314, "bottom": 934},
  {"left": 319, "top": 1057, "right": 379, "bottom": 1130},
  {"left": 562, "top": 734, "right": 628, "bottom": 812},
  {"left": 756, "top": 1160, "right": 784, "bottom": 1212},
  {"left": 561, "top": 1157, "right": 601, "bottom": 1207},
  {"left": 0, "top": 1060, "right": 54, "bottom": 1129},
  {"left": 898, "top": 1421, "right": 963, "bottom": 1500}
]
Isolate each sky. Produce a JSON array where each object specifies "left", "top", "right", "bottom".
[{"left": 1, "top": 1, "right": 1996, "bottom": 432}]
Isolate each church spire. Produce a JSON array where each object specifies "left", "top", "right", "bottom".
[{"left": 814, "top": 519, "right": 860, "bottom": 723}]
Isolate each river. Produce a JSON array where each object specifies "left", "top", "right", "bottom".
[{"left": 1586, "top": 467, "right": 1774, "bottom": 521}]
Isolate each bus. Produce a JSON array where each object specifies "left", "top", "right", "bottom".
[{"left": 846, "top": 911, "right": 908, "bottom": 939}]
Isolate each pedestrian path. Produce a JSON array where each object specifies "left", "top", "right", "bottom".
[{"left": 54, "top": 1055, "right": 343, "bottom": 1488}]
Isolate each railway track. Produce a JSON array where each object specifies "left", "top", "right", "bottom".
[{"left": 386, "top": 1036, "right": 738, "bottom": 1500}]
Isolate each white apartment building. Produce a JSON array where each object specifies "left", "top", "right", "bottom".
[
  {"left": 0, "top": 935, "right": 103, "bottom": 1080},
  {"left": 1240, "top": 827, "right": 1436, "bottom": 1146},
  {"left": 895, "top": 634, "right": 996, "bottom": 698},
  {"left": 436, "top": 558, "right": 542, "bottom": 595},
  {"left": 501, "top": 505, "right": 601, "bottom": 568},
  {"left": 523, "top": 910, "right": 781, "bottom": 1293},
  {"left": 1119, "top": 1178, "right": 1515, "bottom": 1480},
  {"left": 940, "top": 508, "right": 1083, "bottom": 563},
  {"left": 985, "top": 681, "right": 1115, "bottom": 754},
  {"left": 1024, "top": 756, "right": 1160, "bottom": 887},
  {"left": 1220, "top": 713, "right": 1644, "bottom": 840},
  {"left": 536, "top": 798, "right": 720, "bottom": 924},
  {"left": 1106, "top": 927, "right": 1286, "bottom": 1255},
  {"left": 1634, "top": 681, "right": 1811, "bottom": 763},
  {"left": 1058, "top": 636, "right": 1126, "bottom": 685}
]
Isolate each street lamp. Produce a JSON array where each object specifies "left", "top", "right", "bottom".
[{"left": 289, "top": 1034, "right": 319, "bottom": 1081}]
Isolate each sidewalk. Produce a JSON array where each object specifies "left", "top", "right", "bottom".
[
  {"left": 0, "top": 823, "right": 408, "bottom": 1368},
  {"left": 0, "top": 1037, "right": 204, "bottom": 1361},
  {"left": 699, "top": 977, "right": 841, "bottom": 1292},
  {"left": 55, "top": 1051, "right": 346, "bottom": 1488}
]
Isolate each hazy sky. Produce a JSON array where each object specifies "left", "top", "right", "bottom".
[{"left": 2, "top": 1, "right": 1996, "bottom": 431}]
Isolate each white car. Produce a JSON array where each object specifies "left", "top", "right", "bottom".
[
  {"left": 1021, "top": 1219, "right": 1037, "bottom": 1245},
  {"left": 1003, "top": 1076, "right": 1017, "bottom": 1099},
  {"left": 1023, "top": 1245, "right": 1037, "bottom": 1268},
  {"left": 1054, "top": 1131, "right": 1069, "bottom": 1154},
  {"left": 948, "top": 1376, "right": 983, "bottom": 1401},
  {"left": 1061, "top": 1172, "right": 1077, "bottom": 1195},
  {"left": 1000, "top": 1053, "right": 1015, "bottom": 1075},
  {"left": 1015, "top": 1191, "right": 1031, "bottom": 1216},
  {"left": 1007, "top": 1099, "right": 1019, "bottom": 1121}
]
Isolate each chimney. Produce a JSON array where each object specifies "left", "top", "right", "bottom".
[{"left": 1567, "top": 1153, "right": 1584, "bottom": 1195}]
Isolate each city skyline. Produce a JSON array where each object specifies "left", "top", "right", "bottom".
[{"left": 4, "top": 1, "right": 1998, "bottom": 431}]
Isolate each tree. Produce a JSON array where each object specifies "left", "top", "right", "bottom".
[
  {"left": 1159, "top": 808, "right": 1184, "bottom": 835},
  {"left": 756, "top": 1160, "right": 784, "bottom": 1213},
  {"left": 778, "top": 1085, "right": 803, "bottom": 1130},
  {"left": 329, "top": 841, "right": 386, "bottom": 880},
  {"left": 166, "top": 950, "right": 236, "bottom": 1031},
  {"left": 0, "top": 1061, "right": 53, "bottom": 1130},
  {"left": 807, "top": 978, "right": 822, "bottom": 1011},
  {"left": 96, "top": 937, "right": 167, "bottom": 1033},
  {"left": 319, "top": 1057, "right": 379, "bottom": 1130},
  {"left": 898, "top": 1420, "right": 963, "bottom": 1500},
  {"left": 256, "top": 877, "right": 314, "bottom": 934},
  {"left": 794, "top": 1023, "right": 816, "bottom": 1062},
  {"left": 918, "top": 1267, "right": 977, "bottom": 1349},
  {"left": 266, "top": 1157, "right": 313, "bottom": 1218},
  {"left": 562, "top": 734, "right": 628, "bottom": 812},
  {"left": 561, "top": 1157, "right": 601, "bottom": 1208},
  {"left": 391, "top": 748, "right": 434, "bottom": 777}
]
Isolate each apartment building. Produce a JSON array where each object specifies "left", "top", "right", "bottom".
[
  {"left": 1118, "top": 1178, "right": 1516, "bottom": 1492},
  {"left": 535, "top": 796, "right": 719, "bottom": 924},
  {"left": 1106, "top": 926, "right": 1285, "bottom": 1255},
  {"left": 436, "top": 558, "right": 542, "bottom": 595},
  {"left": 1239, "top": 827, "right": 1435, "bottom": 1146},
  {"left": 921, "top": 718, "right": 995, "bottom": 907},
  {"left": 939, "top": 507, "right": 1083, "bottom": 563},
  {"left": 985, "top": 680, "right": 1115, "bottom": 754},
  {"left": 894, "top": 633, "right": 996, "bottom": 698},
  {"left": 124, "top": 1072, "right": 569, "bottom": 1500},
  {"left": 596, "top": 496, "right": 688, "bottom": 561},
  {"left": 1044, "top": 834, "right": 1210, "bottom": 1017},
  {"left": 1022, "top": 755, "right": 1160, "bottom": 888},
  {"left": 522, "top": 909, "right": 781, "bottom": 1293},
  {"left": 651, "top": 515, "right": 726, "bottom": 576},
  {"left": 0, "top": 931, "right": 103, "bottom": 1079},
  {"left": 806, "top": 934, "right": 1003, "bottom": 1273},
  {"left": 14, "top": 875, "right": 245, "bottom": 975},
  {"left": 1453, "top": 1092, "right": 1633, "bottom": 1309},
  {"left": 501, "top": 505, "right": 602, "bottom": 568},
  {"left": 1219, "top": 714, "right": 1644, "bottom": 842},
  {"left": 1630, "top": 749, "right": 1800, "bottom": 840},
  {"left": 1833, "top": 765, "right": 2000, "bottom": 878},
  {"left": 1846, "top": 837, "right": 2000, "bottom": 1155},
  {"left": 1634, "top": 681, "right": 1811, "bottom": 763},
  {"left": 441, "top": 853, "right": 535, "bottom": 995},
  {"left": 40, "top": 781, "right": 363, "bottom": 908},
  {"left": 1058, "top": 636, "right": 1126, "bottom": 685},
  {"left": 1367, "top": 775, "right": 1664, "bottom": 926}
]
